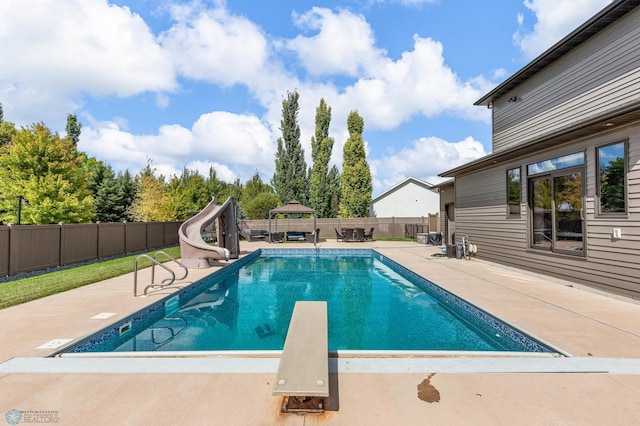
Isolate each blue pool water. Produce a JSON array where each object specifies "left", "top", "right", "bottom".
[{"left": 64, "top": 249, "right": 551, "bottom": 354}]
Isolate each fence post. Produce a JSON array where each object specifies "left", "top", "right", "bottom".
[{"left": 58, "top": 222, "right": 63, "bottom": 268}]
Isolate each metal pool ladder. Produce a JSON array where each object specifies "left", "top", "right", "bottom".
[{"left": 133, "top": 251, "right": 189, "bottom": 297}]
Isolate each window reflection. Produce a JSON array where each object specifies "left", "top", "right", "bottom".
[
  {"left": 598, "top": 142, "right": 626, "bottom": 214},
  {"left": 527, "top": 152, "right": 584, "bottom": 176}
]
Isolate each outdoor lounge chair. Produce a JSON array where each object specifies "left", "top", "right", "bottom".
[
  {"left": 305, "top": 228, "right": 320, "bottom": 243},
  {"left": 335, "top": 228, "right": 347, "bottom": 242},
  {"left": 364, "top": 227, "right": 374, "bottom": 241}
]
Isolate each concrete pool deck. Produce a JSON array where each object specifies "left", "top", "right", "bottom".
[{"left": 1, "top": 240, "right": 640, "bottom": 425}]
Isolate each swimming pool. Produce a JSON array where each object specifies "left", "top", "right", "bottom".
[{"left": 58, "top": 249, "right": 554, "bottom": 355}]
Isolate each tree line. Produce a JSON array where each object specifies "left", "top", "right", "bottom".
[{"left": 0, "top": 93, "right": 372, "bottom": 225}]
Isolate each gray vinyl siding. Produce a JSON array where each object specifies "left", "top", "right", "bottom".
[
  {"left": 491, "top": 7, "right": 640, "bottom": 153},
  {"left": 454, "top": 123, "right": 640, "bottom": 299}
]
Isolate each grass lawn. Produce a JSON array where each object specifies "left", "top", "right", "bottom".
[{"left": 0, "top": 246, "right": 181, "bottom": 310}]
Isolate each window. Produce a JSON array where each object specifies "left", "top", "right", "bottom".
[
  {"left": 528, "top": 152, "right": 585, "bottom": 256},
  {"left": 597, "top": 141, "right": 627, "bottom": 214},
  {"left": 507, "top": 168, "right": 521, "bottom": 216}
]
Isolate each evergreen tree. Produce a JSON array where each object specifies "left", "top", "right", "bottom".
[
  {"left": 94, "top": 169, "right": 136, "bottom": 222},
  {"left": 83, "top": 157, "right": 113, "bottom": 197},
  {"left": 0, "top": 103, "right": 16, "bottom": 147},
  {"left": 309, "top": 98, "right": 336, "bottom": 218},
  {"left": 339, "top": 111, "right": 372, "bottom": 218},
  {"left": 327, "top": 165, "right": 341, "bottom": 218},
  {"left": 0, "top": 123, "right": 94, "bottom": 224},
  {"left": 65, "top": 114, "right": 82, "bottom": 146},
  {"left": 271, "top": 90, "right": 308, "bottom": 204}
]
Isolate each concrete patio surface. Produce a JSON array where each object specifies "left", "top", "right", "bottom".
[{"left": 1, "top": 240, "right": 640, "bottom": 425}]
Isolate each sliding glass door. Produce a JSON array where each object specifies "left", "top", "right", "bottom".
[{"left": 529, "top": 168, "right": 584, "bottom": 255}]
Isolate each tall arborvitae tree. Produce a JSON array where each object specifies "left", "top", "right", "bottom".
[
  {"left": 0, "top": 103, "right": 16, "bottom": 147},
  {"left": 271, "top": 90, "right": 308, "bottom": 204},
  {"left": 327, "top": 165, "right": 341, "bottom": 218},
  {"left": 339, "top": 111, "right": 372, "bottom": 218},
  {"left": 0, "top": 123, "right": 94, "bottom": 224},
  {"left": 66, "top": 114, "right": 82, "bottom": 146},
  {"left": 309, "top": 98, "right": 336, "bottom": 218}
]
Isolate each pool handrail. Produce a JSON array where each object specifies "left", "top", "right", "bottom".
[
  {"left": 133, "top": 253, "right": 186, "bottom": 297},
  {"left": 152, "top": 251, "right": 189, "bottom": 283}
]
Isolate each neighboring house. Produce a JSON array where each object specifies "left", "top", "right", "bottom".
[
  {"left": 369, "top": 177, "right": 439, "bottom": 217},
  {"left": 440, "top": 0, "right": 640, "bottom": 299}
]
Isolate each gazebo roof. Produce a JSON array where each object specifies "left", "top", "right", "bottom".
[{"left": 269, "top": 200, "right": 315, "bottom": 215}]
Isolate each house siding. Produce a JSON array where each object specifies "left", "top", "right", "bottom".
[
  {"left": 492, "top": 7, "right": 640, "bottom": 152},
  {"left": 455, "top": 123, "right": 640, "bottom": 298},
  {"left": 370, "top": 181, "right": 439, "bottom": 217}
]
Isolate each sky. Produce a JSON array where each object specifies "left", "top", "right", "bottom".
[{"left": 0, "top": 0, "right": 613, "bottom": 195}]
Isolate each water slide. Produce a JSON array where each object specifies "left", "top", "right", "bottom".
[{"left": 178, "top": 196, "right": 239, "bottom": 268}]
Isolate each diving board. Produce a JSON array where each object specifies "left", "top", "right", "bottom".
[{"left": 273, "top": 301, "right": 329, "bottom": 402}]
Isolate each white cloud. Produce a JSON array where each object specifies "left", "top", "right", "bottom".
[
  {"left": 514, "top": 0, "right": 612, "bottom": 60},
  {"left": 160, "top": 3, "right": 270, "bottom": 86},
  {"left": 370, "top": 136, "right": 487, "bottom": 192},
  {"left": 79, "top": 111, "right": 274, "bottom": 182},
  {"left": 0, "top": 0, "right": 175, "bottom": 127},
  {"left": 288, "top": 7, "right": 385, "bottom": 77},
  {"left": 342, "top": 35, "right": 492, "bottom": 129}
]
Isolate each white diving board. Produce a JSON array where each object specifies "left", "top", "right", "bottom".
[{"left": 272, "top": 301, "right": 329, "bottom": 398}]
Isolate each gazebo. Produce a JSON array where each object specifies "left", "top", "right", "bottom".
[{"left": 268, "top": 200, "right": 317, "bottom": 245}]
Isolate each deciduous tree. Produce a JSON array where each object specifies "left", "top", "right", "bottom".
[
  {"left": 0, "top": 123, "right": 94, "bottom": 224},
  {"left": 127, "top": 162, "right": 171, "bottom": 222}
]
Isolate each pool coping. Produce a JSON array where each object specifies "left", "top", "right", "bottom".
[{"left": 5, "top": 355, "right": 640, "bottom": 375}]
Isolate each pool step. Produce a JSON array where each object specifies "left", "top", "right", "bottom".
[{"left": 273, "top": 301, "right": 329, "bottom": 413}]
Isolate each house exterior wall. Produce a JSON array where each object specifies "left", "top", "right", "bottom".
[
  {"left": 491, "top": 7, "right": 640, "bottom": 153},
  {"left": 455, "top": 122, "right": 640, "bottom": 298},
  {"left": 370, "top": 182, "right": 439, "bottom": 217}
]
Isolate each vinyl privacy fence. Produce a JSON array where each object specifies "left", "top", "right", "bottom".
[{"left": 0, "top": 222, "right": 181, "bottom": 277}]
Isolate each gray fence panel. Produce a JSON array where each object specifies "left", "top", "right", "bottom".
[
  {"left": 241, "top": 216, "right": 439, "bottom": 240},
  {"left": 61, "top": 223, "right": 99, "bottom": 266},
  {"left": 9, "top": 225, "right": 60, "bottom": 276},
  {"left": 98, "top": 223, "right": 125, "bottom": 259},
  {"left": 125, "top": 222, "right": 147, "bottom": 253},
  {"left": 146, "top": 222, "right": 164, "bottom": 249},
  {"left": 0, "top": 226, "right": 9, "bottom": 276}
]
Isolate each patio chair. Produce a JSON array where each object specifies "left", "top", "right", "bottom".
[
  {"left": 305, "top": 228, "right": 320, "bottom": 243},
  {"left": 364, "top": 227, "right": 374, "bottom": 241},
  {"left": 335, "top": 228, "right": 347, "bottom": 242},
  {"left": 353, "top": 228, "right": 365, "bottom": 242}
]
